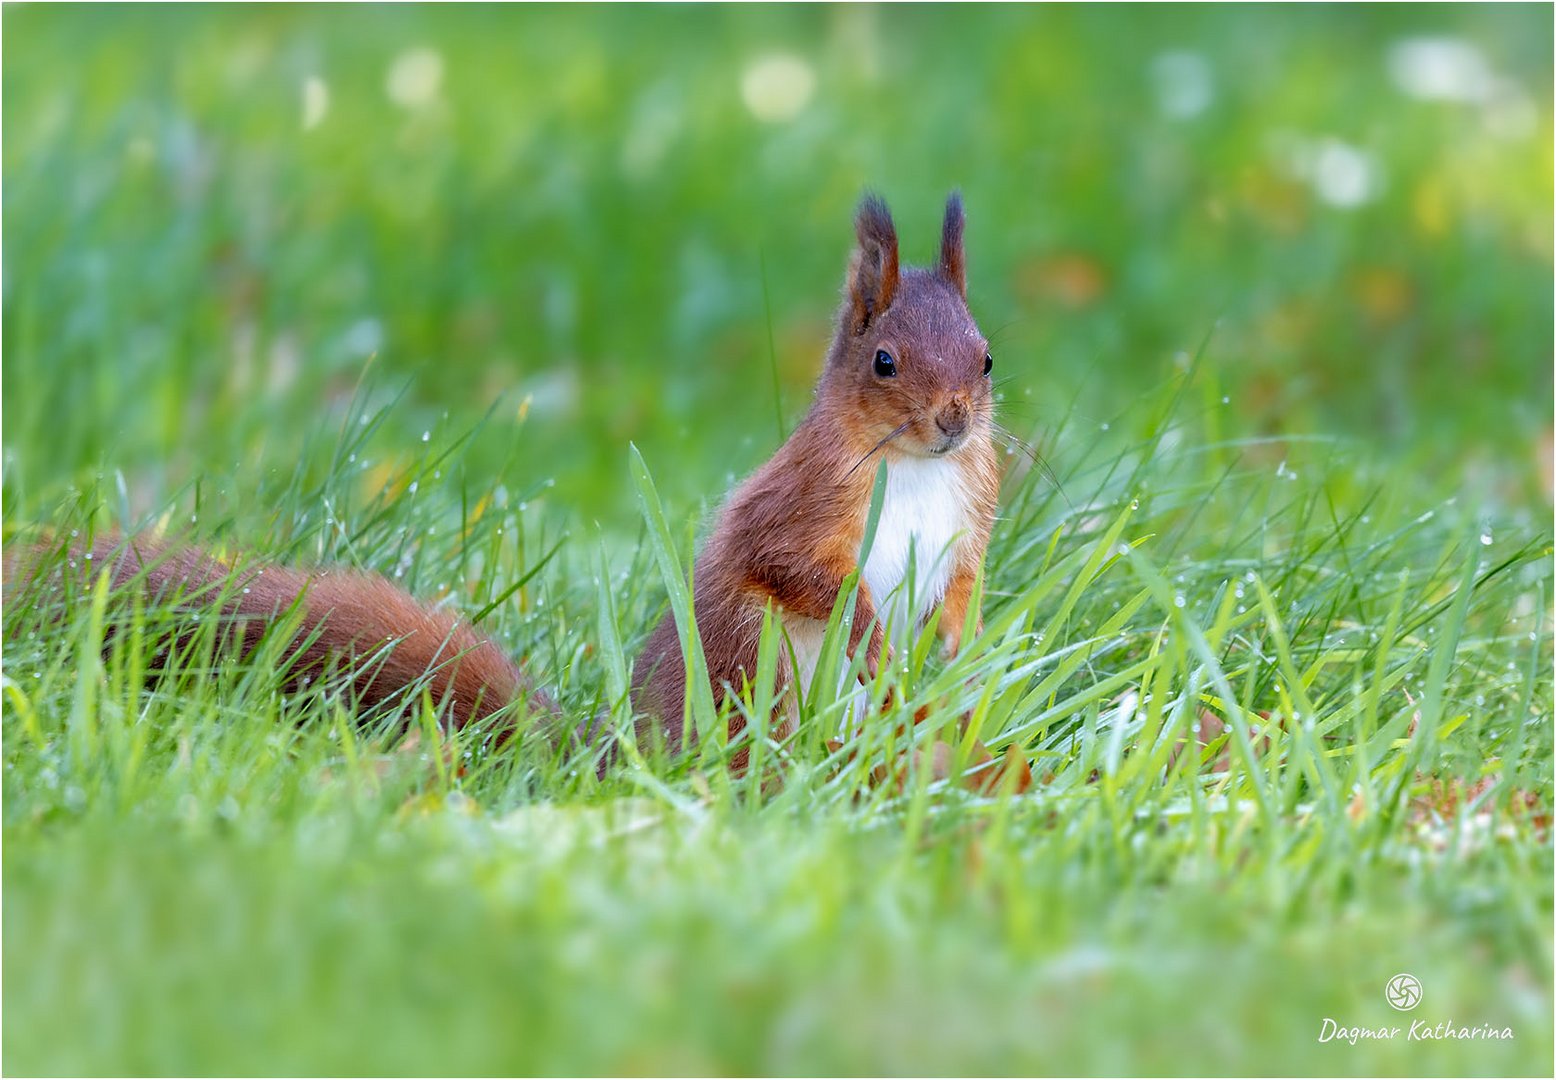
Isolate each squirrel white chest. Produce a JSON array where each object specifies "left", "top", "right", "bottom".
[{"left": 861, "top": 455, "right": 970, "bottom": 640}]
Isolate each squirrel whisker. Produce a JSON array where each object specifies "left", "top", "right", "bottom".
[
  {"left": 993, "top": 422, "right": 1071, "bottom": 508},
  {"left": 844, "top": 419, "right": 915, "bottom": 479}
]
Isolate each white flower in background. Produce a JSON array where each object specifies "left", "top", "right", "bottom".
[
  {"left": 302, "top": 76, "right": 329, "bottom": 131},
  {"left": 1387, "top": 36, "right": 1536, "bottom": 141},
  {"left": 1151, "top": 51, "right": 1214, "bottom": 120},
  {"left": 386, "top": 47, "right": 444, "bottom": 108},
  {"left": 1308, "top": 138, "right": 1378, "bottom": 208},
  {"left": 1267, "top": 130, "right": 1380, "bottom": 209},
  {"left": 740, "top": 54, "right": 815, "bottom": 123},
  {"left": 1388, "top": 37, "right": 1495, "bottom": 102}
]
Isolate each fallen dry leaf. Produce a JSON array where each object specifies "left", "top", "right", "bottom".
[{"left": 1167, "top": 709, "right": 1276, "bottom": 774}]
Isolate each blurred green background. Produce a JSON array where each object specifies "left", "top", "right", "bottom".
[
  {"left": 4, "top": 4, "right": 1550, "bottom": 525},
  {"left": 3, "top": 5, "right": 1552, "bottom": 1077}
]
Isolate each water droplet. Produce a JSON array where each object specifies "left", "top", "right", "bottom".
[
  {"left": 1101, "top": 422, "right": 1110, "bottom": 431},
  {"left": 1174, "top": 594, "right": 1186, "bottom": 608},
  {"left": 1479, "top": 531, "right": 1493, "bottom": 546},
  {"left": 1221, "top": 395, "right": 1230, "bottom": 405},
  {"left": 421, "top": 431, "right": 431, "bottom": 442}
]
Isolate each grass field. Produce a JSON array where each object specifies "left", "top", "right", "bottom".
[{"left": 3, "top": 5, "right": 1553, "bottom": 1076}]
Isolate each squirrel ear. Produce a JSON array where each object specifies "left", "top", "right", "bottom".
[
  {"left": 847, "top": 193, "right": 900, "bottom": 334},
  {"left": 938, "top": 190, "right": 966, "bottom": 299}
]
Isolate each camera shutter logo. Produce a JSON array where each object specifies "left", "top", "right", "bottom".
[{"left": 1386, "top": 973, "right": 1422, "bottom": 1011}]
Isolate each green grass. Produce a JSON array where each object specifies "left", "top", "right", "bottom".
[
  {"left": 3, "top": 5, "right": 1553, "bottom": 1077},
  {"left": 5, "top": 374, "right": 1551, "bottom": 1075}
]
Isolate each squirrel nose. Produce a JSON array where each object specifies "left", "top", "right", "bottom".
[{"left": 935, "top": 398, "right": 969, "bottom": 438}]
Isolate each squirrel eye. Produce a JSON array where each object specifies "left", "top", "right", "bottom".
[
  {"left": 983, "top": 351, "right": 994, "bottom": 377},
  {"left": 873, "top": 349, "right": 897, "bottom": 378}
]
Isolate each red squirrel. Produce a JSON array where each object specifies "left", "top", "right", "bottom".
[
  {"left": 9, "top": 193, "right": 999, "bottom": 769},
  {"left": 631, "top": 192, "right": 999, "bottom": 766}
]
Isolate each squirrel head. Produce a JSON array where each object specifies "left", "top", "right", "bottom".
[{"left": 821, "top": 191, "right": 993, "bottom": 460}]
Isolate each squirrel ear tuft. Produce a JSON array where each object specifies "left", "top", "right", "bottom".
[
  {"left": 938, "top": 190, "right": 966, "bottom": 299},
  {"left": 847, "top": 193, "right": 900, "bottom": 334}
]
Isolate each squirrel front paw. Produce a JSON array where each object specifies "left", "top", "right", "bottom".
[
  {"left": 851, "top": 622, "right": 888, "bottom": 684},
  {"left": 941, "top": 617, "right": 984, "bottom": 661}
]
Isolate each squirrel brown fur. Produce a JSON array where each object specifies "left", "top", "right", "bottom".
[{"left": 7, "top": 192, "right": 1000, "bottom": 769}]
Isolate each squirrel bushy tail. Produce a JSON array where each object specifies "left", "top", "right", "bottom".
[{"left": 6, "top": 533, "right": 564, "bottom": 743}]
